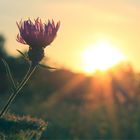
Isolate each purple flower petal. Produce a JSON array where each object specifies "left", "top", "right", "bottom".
[{"left": 16, "top": 18, "right": 60, "bottom": 48}]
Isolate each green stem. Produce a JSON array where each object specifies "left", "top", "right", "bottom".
[
  {"left": 1, "top": 59, "right": 17, "bottom": 90},
  {"left": 19, "top": 63, "right": 32, "bottom": 86},
  {"left": 0, "top": 64, "right": 37, "bottom": 118}
]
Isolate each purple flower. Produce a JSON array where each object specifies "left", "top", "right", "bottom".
[
  {"left": 17, "top": 18, "right": 60, "bottom": 48},
  {"left": 16, "top": 18, "right": 60, "bottom": 65}
]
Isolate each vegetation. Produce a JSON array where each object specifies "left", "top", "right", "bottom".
[
  {"left": 0, "top": 114, "right": 47, "bottom": 140},
  {"left": 1, "top": 35, "right": 140, "bottom": 139}
]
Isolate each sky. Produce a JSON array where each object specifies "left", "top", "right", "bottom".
[{"left": 0, "top": 0, "right": 140, "bottom": 73}]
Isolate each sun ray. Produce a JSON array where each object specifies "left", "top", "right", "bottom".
[{"left": 46, "top": 73, "right": 86, "bottom": 107}]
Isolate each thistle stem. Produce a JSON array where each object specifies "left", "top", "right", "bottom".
[
  {"left": 0, "top": 64, "right": 37, "bottom": 118},
  {"left": 1, "top": 59, "right": 17, "bottom": 90}
]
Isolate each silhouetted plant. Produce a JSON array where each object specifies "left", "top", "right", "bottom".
[
  {"left": 0, "top": 114, "right": 47, "bottom": 140},
  {"left": 0, "top": 18, "right": 60, "bottom": 118}
]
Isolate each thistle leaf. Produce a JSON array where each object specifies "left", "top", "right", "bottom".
[
  {"left": 16, "top": 49, "right": 29, "bottom": 61},
  {"left": 39, "top": 64, "right": 56, "bottom": 70}
]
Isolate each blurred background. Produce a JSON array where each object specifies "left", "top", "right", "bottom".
[{"left": 1, "top": 0, "right": 140, "bottom": 139}]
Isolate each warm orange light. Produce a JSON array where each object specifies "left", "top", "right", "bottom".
[{"left": 81, "top": 40, "right": 126, "bottom": 74}]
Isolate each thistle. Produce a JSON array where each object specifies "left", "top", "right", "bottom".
[
  {"left": 17, "top": 18, "right": 60, "bottom": 65},
  {"left": 0, "top": 18, "right": 60, "bottom": 117}
]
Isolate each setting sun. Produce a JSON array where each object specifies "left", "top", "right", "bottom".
[{"left": 81, "top": 40, "right": 126, "bottom": 73}]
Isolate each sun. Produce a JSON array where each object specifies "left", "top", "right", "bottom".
[{"left": 81, "top": 40, "right": 126, "bottom": 74}]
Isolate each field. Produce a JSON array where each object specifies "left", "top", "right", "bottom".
[{"left": 0, "top": 51, "right": 140, "bottom": 139}]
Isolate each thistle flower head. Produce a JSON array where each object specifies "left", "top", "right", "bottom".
[
  {"left": 16, "top": 18, "right": 60, "bottom": 65},
  {"left": 17, "top": 18, "right": 60, "bottom": 48}
]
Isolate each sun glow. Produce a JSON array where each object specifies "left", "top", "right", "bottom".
[{"left": 82, "top": 40, "right": 126, "bottom": 74}]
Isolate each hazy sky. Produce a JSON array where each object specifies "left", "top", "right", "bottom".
[{"left": 0, "top": 0, "right": 140, "bottom": 72}]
